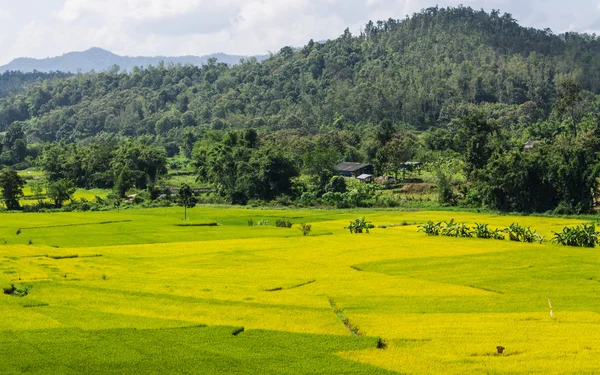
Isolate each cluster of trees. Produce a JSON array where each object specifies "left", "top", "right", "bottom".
[
  {"left": 37, "top": 137, "right": 167, "bottom": 194},
  {"left": 0, "top": 123, "right": 29, "bottom": 166},
  {"left": 428, "top": 77, "right": 600, "bottom": 214}
]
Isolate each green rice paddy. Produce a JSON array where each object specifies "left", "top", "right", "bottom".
[{"left": 1, "top": 207, "right": 598, "bottom": 374}]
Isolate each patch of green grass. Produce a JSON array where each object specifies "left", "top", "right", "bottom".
[{"left": 0, "top": 326, "right": 392, "bottom": 375}]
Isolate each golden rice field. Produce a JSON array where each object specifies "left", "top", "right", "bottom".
[{"left": 1, "top": 207, "right": 599, "bottom": 374}]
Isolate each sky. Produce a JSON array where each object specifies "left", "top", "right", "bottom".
[{"left": 0, "top": 0, "right": 599, "bottom": 65}]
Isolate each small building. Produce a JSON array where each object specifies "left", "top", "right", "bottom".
[
  {"left": 336, "top": 162, "right": 374, "bottom": 178},
  {"left": 357, "top": 174, "right": 375, "bottom": 183},
  {"left": 524, "top": 140, "right": 542, "bottom": 151}
]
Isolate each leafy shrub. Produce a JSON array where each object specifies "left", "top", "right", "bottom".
[
  {"left": 418, "top": 220, "right": 442, "bottom": 236},
  {"left": 276, "top": 219, "right": 293, "bottom": 228},
  {"left": 507, "top": 223, "right": 544, "bottom": 243},
  {"left": 257, "top": 220, "right": 269, "bottom": 226},
  {"left": 3, "top": 284, "right": 30, "bottom": 297},
  {"left": 299, "top": 223, "right": 312, "bottom": 236},
  {"left": 299, "top": 192, "right": 317, "bottom": 206},
  {"left": 348, "top": 217, "right": 373, "bottom": 234},
  {"left": 553, "top": 223, "right": 598, "bottom": 247},
  {"left": 441, "top": 219, "right": 472, "bottom": 238},
  {"left": 247, "top": 219, "right": 254, "bottom": 227},
  {"left": 473, "top": 223, "right": 505, "bottom": 240}
]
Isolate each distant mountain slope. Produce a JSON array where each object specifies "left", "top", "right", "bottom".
[
  {"left": 0, "top": 48, "right": 268, "bottom": 73},
  {"left": 2, "top": 6, "right": 600, "bottom": 140}
]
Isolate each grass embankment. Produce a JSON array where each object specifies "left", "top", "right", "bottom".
[{"left": 1, "top": 207, "right": 599, "bottom": 374}]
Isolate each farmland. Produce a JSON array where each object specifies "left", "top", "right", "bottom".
[{"left": 1, "top": 207, "right": 599, "bottom": 374}]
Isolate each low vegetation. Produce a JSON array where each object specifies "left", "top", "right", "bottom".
[
  {"left": 553, "top": 223, "right": 599, "bottom": 247},
  {"left": 419, "top": 220, "right": 544, "bottom": 243},
  {"left": 0, "top": 207, "right": 599, "bottom": 374}
]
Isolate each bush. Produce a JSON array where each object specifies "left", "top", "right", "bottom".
[
  {"left": 553, "top": 223, "right": 598, "bottom": 247},
  {"left": 276, "top": 219, "right": 293, "bottom": 228},
  {"left": 3, "top": 284, "right": 30, "bottom": 297},
  {"left": 473, "top": 223, "right": 505, "bottom": 240},
  {"left": 441, "top": 219, "right": 472, "bottom": 238},
  {"left": 418, "top": 220, "right": 442, "bottom": 236},
  {"left": 507, "top": 223, "right": 544, "bottom": 243},
  {"left": 327, "top": 176, "right": 347, "bottom": 193},
  {"left": 299, "top": 223, "right": 312, "bottom": 236},
  {"left": 348, "top": 217, "right": 373, "bottom": 234},
  {"left": 299, "top": 192, "right": 317, "bottom": 206}
]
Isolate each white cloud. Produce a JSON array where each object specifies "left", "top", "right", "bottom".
[{"left": 0, "top": 0, "right": 599, "bottom": 66}]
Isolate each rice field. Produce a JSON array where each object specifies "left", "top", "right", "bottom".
[{"left": 1, "top": 207, "right": 599, "bottom": 374}]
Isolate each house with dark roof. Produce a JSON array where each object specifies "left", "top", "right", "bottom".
[{"left": 336, "top": 162, "right": 374, "bottom": 178}]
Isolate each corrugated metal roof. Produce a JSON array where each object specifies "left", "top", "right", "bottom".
[{"left": 336, "top": 162, "right": 372, "bottom": 172}]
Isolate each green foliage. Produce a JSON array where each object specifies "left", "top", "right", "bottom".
[
  {"left": 3, "top": 283, "right": 30, "bottom": 297},
  {"left": 553, "top": 223, "right": 598, "bottom": 248},
  {"left": 326, "top": 176, "right": 347, "bottom": 194},
  {"left": 506, "top": 223, "right": 545, "bottom": 244},
  {"left": 473, "top": 223, "right": 506, "bottom": 240},
  {"left": 276, "top": 219, "right": 293, "bottom": 228},
  {"left": 440, "top": 219, "right": 473, "bottom": 238},
  {"left": 419, "top": 219, "right": 544, "bottom": 242},
  {"left": 194, "top": 130, "right": 298, "bottom": 203},
  {"left": 418, "top": 221, "right": 442, "bottom": 236},
  {"left": 435, "top": 169, "right": 455, "bottom": 205},
  {"left": 299, "top": 223, "right": 312, "bottom": 236},
  {"left": 177, "top": 183, "right": 198, "bottom": 220},
  {"left": 348, "top": 217, "right": 373, "bottom": 234},
  {"left": 46, "top": 179, "right": 76, "bottom": 208},
  {"left": 0, "top": 168, "right": 25, "bottom": 210}
]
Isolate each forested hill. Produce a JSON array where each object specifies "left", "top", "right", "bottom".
[
  {"left": 0, "top": 48, "right": 268, "bottom": 74},
  {"left": 2, "top": 6, "right": 600, "bottom": 142},
  {"left": 0, "top": 71, "right": 72, "bottom": 99}
]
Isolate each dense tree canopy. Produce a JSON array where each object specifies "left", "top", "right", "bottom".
[{"left": 2, "top": 7, "right": 600, "bottom": 213}]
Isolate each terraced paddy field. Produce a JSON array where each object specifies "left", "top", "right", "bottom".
[{"left": 1, "top": 207, "right": 599, "bottom": 374}]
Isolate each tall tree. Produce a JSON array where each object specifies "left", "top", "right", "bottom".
[
  {"left": 0, "top": 169, "right": 25, "bottom": 210},
  {"left": 46, "top": 179, "right": 76, "bottom": 208},
  {"left": 178, "top": 183, "right": 198, "bottom": 220}
]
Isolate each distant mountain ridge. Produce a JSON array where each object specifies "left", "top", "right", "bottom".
[{"left": 0, "top": 47, "right": 269, "bottom": 73}]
